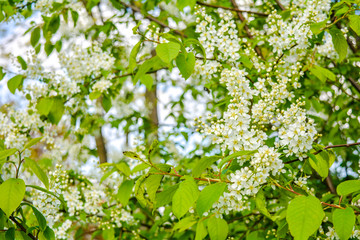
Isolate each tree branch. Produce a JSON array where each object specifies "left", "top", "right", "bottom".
[
  {"left": 119, "top": 1, "right": 187, "bottom": 37},
  {"left": 196, "top": 1, "right": 268, "bottom": 16},
  {"left": 348, "top": 77, "right": 360, "bottom": 94},
  {"left": 284, "top": 142, "right": 360, "bottom": 164},
  {"left": 9, "top": 216, "right": 37, "bottom": 240},
  {"left": 229, "top": 0, "right": 264, "bottom": 59},
  {"left": 275, "top": 0, "right": 286, "bottom": 11}
]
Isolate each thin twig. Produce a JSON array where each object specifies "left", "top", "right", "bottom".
[
  {"left": 9, "top": 216, "right": 37, "bottom": 240},
  {"left": 230, "top": 0, "right": 264, "bottom": 59},
  {"left": 284, "top": 142, "right": 360, "bottom": 164},
  {"left": 119, "top": 1, "right": 187, "bottom": 37},
  {"left": 196, "top": 1, "right": 268, "bottom": 16}
]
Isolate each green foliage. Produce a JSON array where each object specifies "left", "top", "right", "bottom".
[
  {"left": 7, "top": 75, "right": 24, "bottom": 94},
  {"left": 172, "top": 176, "right": 199, "bottom": 219},
  {"left": 156, "top": 42, "right": 181, "bottom": 64},
  {"left": 0, "top": 178, "right": 26, "bottom": 217},
  {"left": 25, "top": 157, "right": 49, "bottom": 189},
  {"left": 329, "top": 27, "right": 348, "bottom": 62},
  {"left": 337, "top": 180, "right": 360, "bottom": 196},
  {"left": 207, "top": 217, "right": 228, "bottom": 240},
  {"left": 196, "top": 182, "right": 227, "bottom": 216},
  {"left": 286, "top": 195, "right": 325, "bottom": 240},
  {"left": 333, "top": 207, "right": 355, "bottom": 240}
]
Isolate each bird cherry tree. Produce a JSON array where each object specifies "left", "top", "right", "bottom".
[{"left": 0, "top": 0, "right": 360, "bottom": 239}]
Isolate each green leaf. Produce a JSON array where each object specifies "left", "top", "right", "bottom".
[
  {"left": 134, "top": 173, "right": 150, "bottom": 207},
  {"left": 48, "top": 15, "right": 60, "bottom": 34},
  {"left": 173, "top": 216, "right": 197, "bottom": 232},
  {"left": 23, "top": 137, "right": 42, "bottom": 150},
  {"left": 132, "top": 163, "right": 150, "bottom": 173},
  {"left": 31, "top": 206, "right": 47, "bottom": 231},
  {"left": 218, "top": 150, "right": 257, "bottom": 169},
  {"left": 102, "top": 95, "right": 112, "bottom": 112},
  {"left": 156, "top": 42, "right": 180, "bottom": 64},
  {"left": 71, "top": 10, "right": 79, "bottom": 27},
  {"left": 172, "top": 176, "right": 199, "bottom": 219},
  {"left": 148, "top": 139, "right": 158, "bottom": 156},
  {"left": 0, "top": 178, "right": 26, "bottom": 217},
  {"left": 192, "top": 156, "right": 220, "bottom": 177},
  {"left": 116, "top": 180, "right": 134, "bottom": 206},
  {"left": 45, "top": 41, "right": 54, "bottom": 56},
  {"left": 239, "top": 54, "right": 253, "bottom": 69},
  {"left": 183, "top": 39, "right": 206, "bottom": 61},
  {"left": 123, "top": 151, "right": 142, "bottom": 160},
  {"left": 17, "top": 56, "right": 27, "bottom": 70},
  {"left": 309, "top": 65, "right": 336, "bottom": 82},
  {"left": 100, "top": 167, "right": 116, "bottom": 184},
  {"left": 207, "top": 217, "right": 228, "bottom": 240},
  {"left": 134, "top": 56, "right": 163, "bottom": 83},
  {"left": 89, "top": 91, "right": 101, "bottom": 100},
  {"left": 333, "top": 207, "right": 355, "bottom": 240},
  {"left": 42, "top": 226, "right": 55, "bottom": 240},
  {"left": 30, "top": 27, "right": 41, "bottom": 47},
  {"left": 25, "top": 157, "right": 49, "bottom": 189},
  {"left": 329, "top": 27, "right": 348, "bottom": 62},
  {"left": 196, "top": 182, "right": 227, "bottom": 216},
  {"left": 115, "top": 161, "right": 131, "bottom": 177},
  {"left": 7, "top": 75, "right": 24, "bottom": 94},
  {"left": 0, "top": 148, "right": 17, "bottom": 160},
  {"left": 27, "top": 185, "right": 66, "bottom": 208},
  {"left": 5, "top": 227, "right": 15, "bottom": 240},
  {"left": 145, "top": 174, "right": 164, "bottom": 204},
  {"left": 286, "top": 195, "right": 324, "bottom": 240},
  {"left": 176, "top": 52, "right": 195, "bottom": 80},
  {"left": 155, "top": 184, "right": 179, "bottom": 208},
  {"left": 307, "top": 153, "right": 329, "bottom": 179},
  {"left": 349, "top": 15, "right": 360, "bottom": 36},
  {"left": 310, "top": 20, "right": 327, "bottom": 35},
  {"left": 48, "top": 98, "right": 64, "bottom": 124},
  {"left": 140, "top": 74, "right": 153, "bottom": 90},
  {"left": 195, "top": 221, "right": 208, "bottom": 240},
  {"left": 129, "top": 41, "right": 141, "bottom": 72},
  {"left": 255, "top": 189, "right": 274, "bottom": 220},
  {"left": 36, "top": 98, "right": 54, "bottom": 116},
  {"left": 337, "top": 180, "right": 360, "bottom": 196},
  {"left": 177, "top": 0, "right": 196, "bottom": 11}
]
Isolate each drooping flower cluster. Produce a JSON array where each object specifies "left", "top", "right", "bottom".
[{"left": 193, "top": 0, "right": 330, "bottom": 215}]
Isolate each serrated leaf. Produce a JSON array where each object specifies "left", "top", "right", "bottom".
[
  {"left": 329, "top": 27, "right": 348, "bottom": 62},
  {"left": 176, "top": 52, "right": 195, "bottom": 80},
  {"left": 286, "top": 195, "right": 324, "bottom": 240},
  {"left": 0, "top": 178, "right": 26, "bottom": 217},
  {"left": 337, "top": 180, "right": 360, "bottom": 196},
  {"left": 7, "top": 75, "right": 24, "bottom": 94},
  {"left": 207, "top": 217, "right": 228, "bottom": 240},
  {"left": 192, "top": 156, "right": 220, "bottom": 177},
  {"left": 307, "top": 153, "right": 329, "bottom": 179},
  {"left": 172, "top": 176, "right": 199, "bottom": 219},
  {"left": 115, "top": 161, "right": 131, "bottom": 177},
  {"left": 196, "top": 182, "right": 226, "bottom": 216},
  {"left": 156, "top": 42, "right": 180, "bottom": 64},
  {"left": 310, "top": 20, "right": 327, "bottom": 35},
  {"left": 155, "top": 184, "right": 179, "bottom": 208},
  {"left": 134, "top": 173, "right": 150, "bottom": 207},
  {"left": 349, "top": 15, "right": 360, "bottom": 36},
  {"left": 333, "top": 207, "right": 355, "bottom": 240},
  {"left": 25, "top": 157, "right": 49, "bottom": 189},
  {"left": 309, "top": 65, "right": 336, "bottom": 82},
  {"left": 117, "top": 180, "right": 134, "bottom": 206},
  {"left": 255, "top": 189, "right": 274, "bottom": 220},
  {"left": 173, "top": 216, "right": 197, "bottom": 232}
]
